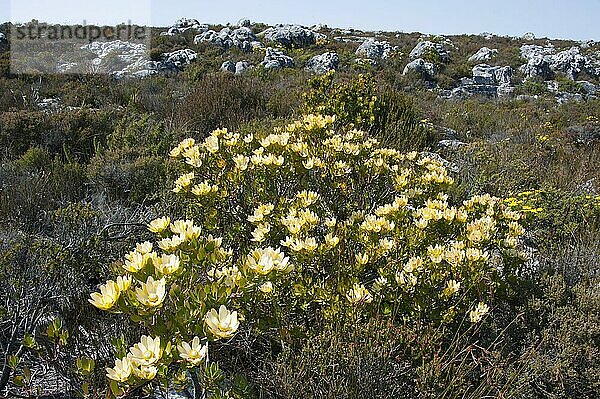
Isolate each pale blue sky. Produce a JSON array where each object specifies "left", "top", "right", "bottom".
[{"left": 2, "top": 0, "right": 599, "bottom": 40}]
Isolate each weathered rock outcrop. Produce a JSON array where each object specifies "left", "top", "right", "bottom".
[
  {"left": 356, "top": 39, "right": 396, "bottom": 60},
  {"left": 306, "top": 52, "right": 339, "bottom": 74},
  {"left": 409, "top": 40, "right": 449, "bottom": 62},
  {"left": 261, "top": 47, "right": 294, "bottom": 70},
  {"left": 403, "top": 58, "right": 436, "bottom": 80},
  {"left": 162, "top": 49, "right": 197, "bottom": 69},
  {"left": 259, "top": 25, "right": 326, "bottom": 48},
  {"left": 161, "top": 18, "right": 208, "bottom": 36},
  {"left": 468, "top": 47, "right": 497, "bottom": 63},
  {"left": 519, "top": 44, "right": 600, "bottom": 80},
  {"left": 194, "top": 27, "right": 262, "bottom": 52}
]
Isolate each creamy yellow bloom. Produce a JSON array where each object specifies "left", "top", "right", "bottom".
[
  {"left": 427, "top": 245, "right": 444, "bottom": 264},
  {"left": 135, "top": 276, "right": 167, "bottom": 308},
  {"left": 469, "top": 302, "right": 490, "bottom": 323},
  {"left": 259, "top": 281, "right": 273, "bottom": 294},
  {"left": 106, "top": 357, "right": 131, "bottom": 382},
  {"left": 136, "top": 241, "right": 153, "bottom": 254},
  {"left": 123, "top": 250, "right": 153, "bottom": 273},
  {"left": 116, "top": 275, "right": 132, "bottom": 292},
  {"left": 205, "top": 305, "right": 240, "bottom": 339},
  {"left": 443, "top": 280, "right": 461, "bottom": 297},
  {"left": 177, "top": 336, "right": 208, "bottom": 366},
  {"left": 148, "top": 217, "right": 170, "bottom": 233},
  {"left": 158, "top": 234, "right": 185, "bottom": 252},
  {"left": 404, "top": 257, "right": 423, "bottom": 273},
  {"left": 324, "top": 233, "right": 340, "bottom": 248},
  {"left": 128, "top": 336, "right": 162, "bottom": 366},
  {"left": 356, "top": 252, "right": 369, "bottom": 265},
  {"left": 302, "top": 237, "right": 318, "bottom": 252},
  {"left": 89, "top": 280, "right": 120, "bottom": 310},
  {"left": 173, "top": 172, "right": 195, "bottom": 193},
  {"left": 346, "top": 283, "right": 373, "bottom": 304},
  {"left": 153, "top": 254, "right": 180, "bottom": 275},
  {"left": 204, "top": 135, "right": 220, "bottom": 154},
  {"left": 246, "top": 247, "right": 291, "bottom": 274},
  {"left": 233, "top": 154, "right": 250, "bottom": 171},
  {"left": 132, "top": 365, "right": 157, "bottom": 380}
]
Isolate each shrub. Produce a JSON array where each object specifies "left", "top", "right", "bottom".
[{"left": 88, "top": 113, "right": 526, "bottom": 397}]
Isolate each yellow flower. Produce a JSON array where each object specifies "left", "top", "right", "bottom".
[
  {"left": 136, "top": 241, "right": 153, "bottom": 254},
  {"left": 233, "top": 154, "right": 250, "bottom": 171},
  {"left": 148, "top": 217, "right": 170, "bottom": 233},
  {"left": 89, "top": 280, "right": 120, "bottom": 310},
  {"left": 246, "top": 247, "right": 291, "bottom": 274},
  {"left": 259, "top": 281, "right": 273, "bottom": 294},
  {"left": 356, "top": 252, "right": 369, "bottom": 265},
  {"left": 205, "top": 305, "right": 240, "bottom": 339},
  {"left": 427, "top": 245, "right": 444, "bottom": 264},
  {"left": 346, "top": 283, "right": 373, "bottom": 304},
  {"left": 173, "top": 172, "right": 195, "bottom": 193},
  {"left": 404, "top": 257, "right": 423, "bottom": 273},
  {"left": 135, "top": 276, "right": 167, "bottom": 308},
  {"left": 443, "top": 280, "right": 461, "bottom": 297},
  {"left": 106, "top": 357, "right": 131, "bottom": 382},
  {"left": 204, "top": 135, "right": 220, "bottom": 154},
  {"left": 324, "top": 233, "right": 340, "bottom": 249},
  {"left": 153, "top": 254, "right": 181, "bottom": 275},
  {"left": 128, "top": 336, "right": 162, "bottom": 366},
  {"left": 177, "top": 336, "right": 208, "bottom": 366},
  {"left": 116, "top": 275, "right": 132, "bottom": 292},
  {"left": 123, "top": 250, "right": 152, "bottom": 273},
  {"left": 132, "top": 365, "right": 157, "bottom": 380},
  {"left": 469, "top": 302, "right": 490, "bottom": 323}
]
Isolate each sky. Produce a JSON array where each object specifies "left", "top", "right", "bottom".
[{"left": 2, "top": 0, "right": 600, "bottom": 41}]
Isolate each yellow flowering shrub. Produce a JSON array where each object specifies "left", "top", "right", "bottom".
[{"left": 90, "top": 113, "right": 527, "bottom": 396}]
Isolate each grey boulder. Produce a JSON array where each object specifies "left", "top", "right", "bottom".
[
  {"left": 261, "top": 47, "right": 294, "bottom": 70},
  {"left": 468, "top": 47, "right": 497, "bottom": 63},
  {"left": 221, "top": 61, "right": 236, "bottom": 73},
  {"left": 409, "top": 40, "right": 449, "bottom": 62},
  {"left": 306, "top": 52, "right": 339, "bottom": 74},
  {"left": 356, "top": 39, "right": 396, "bottom": 60},
  {"left": 195, "top": 27, "right": 262, "bottom": 52},
  {"left": 472, "top": 64, "right": 513, "bottom": 85},
  {"left": 403, "top": 58, "right": 436, "bottom": 80},
  {"left": 260, "top": 25, "right": 326, "bottom": 48},
  {"left": 162, "top": 49, "right": 197, "bottom": 69}
]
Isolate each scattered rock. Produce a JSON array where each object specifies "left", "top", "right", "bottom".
[
  {"left": 356, "top": 38, "right": 396, "bottom": 60},
  {"left": 260, "top": 47, "right": 294, "bottom": 70},
  {"left": 238, "top": 18, "right": 251, "bottom": 28},
  {"left": 403, "top": 58, "right": 436, "bottom": 80},
  {"left": 550, "top": 47, "right": 588, "bottom": 79},
  {"left": 235, "top": 60, "right": 251, "bottom": 75},
  {"left": 37, "top": 98, "right": 60, "bottom": 110},
  {"left": 479, "top": 32, "right": 494, "bottom": 40},
  {"left": 194, "top": 27, "right": 262, "bottom": 52},
  {"left": 0, "top": 32, "right": 6, "bottom": 44},
  {"left": 519, "top": 44, "right": 600, "bottom": 80},
  {"left": 522, "top": 32, "right": 536, "bottom": 41},
  {"left": 472, "top": 64, "right": 513, "bottom": 85},
  {"left": 306, "top": 52, "right": 339, "bottom": 74},
  {"left": 438, "top": 139, "right": 467, "bottom": 151},
  {"left": 162, "top": 49, "right": 197, "bottom": 69},
  {"left": 409, "top": 40, "right": 449, "bottom": 62},
  {"left": 259, "top": 25, "right": 326, "bottom": 48},
  {"left": 446, "top": 64, "right": 514, "bottom": 98},
  {"left": 520, "top": 55, "right": 554, "bottom": 80},
  {"left": 161, "top": 18, "right": 208, "bottom": 36},
  {"left": 578, "top": 81, "right": 597, "bottom": 95},
  {"left": 566, "top": 124, "right": 600, "bottom": 144},
  {"left": 221, "top": 60, "right": 236, "bottom": 73},
  {"left": 468, "top": 47, "right": 497, "bottom": 63}
]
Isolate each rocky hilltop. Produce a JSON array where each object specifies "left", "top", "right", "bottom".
[{"left": 1, "top": 18, "right": 598, "bottom": 104}]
